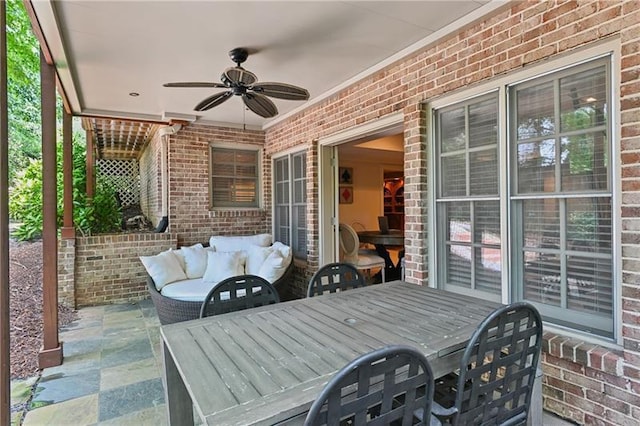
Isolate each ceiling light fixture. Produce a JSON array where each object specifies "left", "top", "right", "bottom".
[
  {"left": 129, "top": 92, "right": 140, "bottom": 97},
  {"left": 585, "top": 97, "right": 597, "bottom": 102}
]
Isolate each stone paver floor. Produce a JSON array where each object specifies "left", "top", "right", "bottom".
[
  {"left": 11, "top": 298, "right": 576, "bottom": 425},
  {"left": 19, "top": 299, "right": 166, "bottom": 425}
]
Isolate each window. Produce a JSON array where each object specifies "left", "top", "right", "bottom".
[
  {"left": 209, "top": 146, "right": 259, "bottom": 208},
  {"left": 274, "top": 152, "right": 307, "bottom": 260},
  {"left": 511, "top": 61, "right": 612, "bottom": 337},
  {"left": 435, "top": 94, "right": 502, "bottom": 300},
  {"left": 433, "top": 57, "right": 613, "bottom": 338}
]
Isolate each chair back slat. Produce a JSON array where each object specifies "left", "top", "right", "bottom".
[
  {"left": 305, "top": 345, "right": 434, "bottom": 426},
  {"left": 307, "top": 262, "right": 365, "bottom": 297},
  {"left": 199, "top": 275, "right": 280, "bottom": 318},
  {"left": 451, "top": 302, "right": 543, "bottom": 425}
]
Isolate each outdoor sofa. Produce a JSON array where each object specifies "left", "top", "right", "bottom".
[{"left": 141, "top": 234, "right": 293, "bottom": 324}]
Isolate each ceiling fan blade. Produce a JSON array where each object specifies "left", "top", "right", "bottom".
[
  {"left": 194, "top": 91, "right": 233, "bottom": 111},
  {"left": 243, "top": 93, "right": 278, "bottom": 118},
  {"left": 223, "top": 67, "right": 257, "bottom": 86},
  {"left": 163, "top": 82, "right": 227, "bottom": 88},
  {"left": 250, "top": 82, "right": 310, "bottom": 101}
]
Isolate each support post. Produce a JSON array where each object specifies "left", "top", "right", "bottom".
[
  {"left": 0, "top": 1, "right": 10, "bottom": 422},
  {"left": 61, "top": 110, "right": 74, "bottom": 239},
  {"left": 38, "top": 49, "right": 62, "bottom": 368}
]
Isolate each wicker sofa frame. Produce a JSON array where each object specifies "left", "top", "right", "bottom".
[{"left": 147, "top": 259, "right": 293, "bottom": 325}]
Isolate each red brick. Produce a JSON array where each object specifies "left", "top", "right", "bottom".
[{"left": 547, "top": 376, "right": 584, "bottom": 396}]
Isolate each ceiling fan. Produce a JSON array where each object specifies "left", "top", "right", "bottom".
[{"left": 163, "top": 48, "right": 310, "bottom": 118}]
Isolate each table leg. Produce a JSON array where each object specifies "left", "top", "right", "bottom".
[
  {"left": 527, "top": 365, "right": 543, "bottom": 426},
  {"left": 374, "top": 244, "right": 400, "bottom": 281},
  {"left": 162, "top": 339, "right": 194, "bottom": 425}
]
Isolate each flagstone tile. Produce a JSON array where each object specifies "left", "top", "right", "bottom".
[
  {"left": 98, "top": 378, "right": 164, "bottom": 422},
  {"left": 23, "top": 393, "right": 98, "bottom": 425}
]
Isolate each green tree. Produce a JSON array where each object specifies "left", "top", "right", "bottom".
[{"left": 7, "top": 0, "right": 41, "bottom": 184}]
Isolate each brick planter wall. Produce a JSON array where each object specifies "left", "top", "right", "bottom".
[{"left": 73, "top": 233, "right": 177, "bottom": 307}]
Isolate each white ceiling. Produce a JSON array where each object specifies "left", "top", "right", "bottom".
[{"left": 31, "top": 1, "right": 503, "bottom": 129}]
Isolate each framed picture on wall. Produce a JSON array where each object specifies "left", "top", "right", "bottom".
[
  {"left": 339, "top": 186, "right": 353, "bottom": 204},
  {"left": 338, "top": 167, "right": 353, "bottom": 185}
]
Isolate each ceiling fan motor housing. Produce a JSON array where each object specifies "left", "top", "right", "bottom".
[{"left": 229, "top": 48, "right": 249, "bottom": 66}]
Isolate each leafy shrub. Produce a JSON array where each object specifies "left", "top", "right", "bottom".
[{"left": 9, "top": 136, "right": 122, "bottom": 240}]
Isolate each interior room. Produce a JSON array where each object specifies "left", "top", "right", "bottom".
[
  {"left": 337, "top": 133, "right": 404, "bottom": 267},
  {"left": 337, "top": 133, "right": 403, "bottom": 230}
]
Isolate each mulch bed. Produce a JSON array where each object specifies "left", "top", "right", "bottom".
[{"left": 9, "top": 239, "right": 77, "bottom": 379}]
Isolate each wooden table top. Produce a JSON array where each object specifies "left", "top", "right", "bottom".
[
  {"left": 357, "top": 229, "right": 404, "bottom": 246},
  {"left": 161, "top": 281, "right": 501, "bottom": 425}
]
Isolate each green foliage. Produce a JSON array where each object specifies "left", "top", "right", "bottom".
[
  {"left": 9, "top": 136, "right": 122, "bottom": 240},
  {"left": 8, "top": 158, "right": 43, "bottom": 240},
  {"left": 7, "top": 0, "right": 41, "bottom": 184}
]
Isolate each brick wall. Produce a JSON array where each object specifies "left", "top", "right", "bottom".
[
  {"left": 167, "top": 123, "right": 270, "bottom": 245},
  {"left": 57, "top": 238, "right": 75, "bottom": 306},
  {"left": 73, "top": 233, "right": 177, "bottom": 307},
  {"left": 259, "top": 1, "right": 640, "bottom": 423},
  {"left": 139, "top": 131, "right": 162, "bottom": 226}
]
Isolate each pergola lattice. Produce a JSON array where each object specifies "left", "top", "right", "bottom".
[{"left": 81, "top": 117, "right": 161, "bottom": 160}]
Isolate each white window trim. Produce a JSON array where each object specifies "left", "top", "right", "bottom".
[
  {"left": 427, "top": 38, "right": 622, "bottom": 345},
  {"left": 208, "top": 142, "right": 263, "bottom": 210}
]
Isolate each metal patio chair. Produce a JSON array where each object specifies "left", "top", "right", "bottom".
[
  {"left": 422, "top": 302, "right": 543, "bottom": 425},
  {"left": 199, "top": 274, "right": 280, "bottom": 318},
  {"left": 307, "top": 262, "right": 365, "bottom": 298},
  {"left": 304, "top": 345, "right": 435, "bottom": 426}
]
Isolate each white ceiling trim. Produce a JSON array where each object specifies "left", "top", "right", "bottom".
[
  {"left": 265, "top": 0, "right": 508, "bottom": 130},
  {"left": 80, "top": 108, "right": 165, "bottom": 123},
  {"left": 29, "top": 0, "right": 80, "bottom": 113}
]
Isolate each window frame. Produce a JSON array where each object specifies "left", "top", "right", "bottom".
[
  {"left": 509, "top": 59, "right": 613, "bottom": 337},
  {"left": 272, "top": 149, "right": 308, "bottom": 261},
  {"left": 208, "top": 143, "right": 262, "bottom": 210},
  {"left": 428, "top": 41, "right": 621, "bottom": 344},
  {"left": 434, "top": 92, "right": 503, "bottom": 301}
]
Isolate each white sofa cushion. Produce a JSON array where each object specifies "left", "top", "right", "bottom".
[
  {"left": 209, "top": 233, "right": 272, "bottom": 251},
  {"left": 245, "top": 246, "right": 274, "bottom": 275},
  {"left": 171, "top": 243, "right": 203, "bottom": 273},
  {"left": 160, "top": 278, "right": 258, "bottom": 302},
  {"left": 257, "top": 241, "right": 293, "bottom": 283},
  {"left": 160, "top": 278, "right": 212, "bottom": 302},
  {"left": 140, "top": 250, "right": 187, "bottom": 290},
  {"left": 182, "top": 244, "right": 213, "bottom": 279},
  {"left": 202, "top": 251, "right": 245, "bottom": 284}
]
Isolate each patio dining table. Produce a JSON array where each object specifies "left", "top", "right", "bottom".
[{"left": 160, "top": 281, "right": 540, "bottom": 425}]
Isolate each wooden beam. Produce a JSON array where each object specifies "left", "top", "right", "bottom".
[
  {"left": 38, "top": 49, "right": 62, "bottom": 369},
  {"left": 61, "top": 110, "right": 74, "bottom": 239},
  {"left": 0, "top": 1, "right": 10, "bottom": 422}
]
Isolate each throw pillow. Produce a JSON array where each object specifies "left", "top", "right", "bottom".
[
  {"left": 257, "top": 250, "right": 289, "bottom": 283},
  {"left": 209, "top": 233, "right": 272, "bottom": 251},
  {"left": 182, "top": 244, "right": 212, "bottom": 279},
  {"left": 245, "top": 246, "right": 274, "bottom": 275},
  {"left": 171, "top": 249, "right": 186, "bottom": 272},
  {"left": 202, "top": 251, "right": 245, "bottom": 284},
  {"left": 140, "top": 250, "right": 187, "bottom": 290}
]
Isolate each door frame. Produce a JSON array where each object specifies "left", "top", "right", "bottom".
[{"left": 317, "top": 112, "right": 404, "bottom": 265}]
